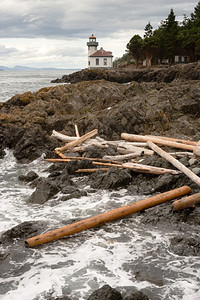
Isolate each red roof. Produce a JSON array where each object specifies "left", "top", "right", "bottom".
[
  {"left": 89, "top": 34, "right": 96, "bottom": 39},
  {"left": 90, "top": 47, "right": 113, "bottom": 57}
]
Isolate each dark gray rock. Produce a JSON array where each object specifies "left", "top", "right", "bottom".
[
  {"left": 87, "top": 284, "right": 122, "bottom": 300},
  {"left": 123, "top": 288, "right": 149, "bottom": 300},
  {"left": 0, "top": 221, "right": 49, "bottom": 279},
  {"left": 0, "top": 221, "right": 47, "bottom": 242},
  {"left": 28, "top": 177, "right": 59, "bottom": 204},
  {"left": 91, "top": 167, "right": 132, "bottom": 189},
  {"left": 170, "top": 234, "right": 200, "bottom": 256},
  {"left": 59, "top": 190, "right": 87, "bottom": 201},
  {"left": 18, "top": 171, "right": 39, "bottom": 182},
  {"left": 134, "top": 266, "right": 164, "bottom": 286}
]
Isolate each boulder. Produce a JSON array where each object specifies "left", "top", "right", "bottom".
[
  {"left": 90, "top": 167, "right": 132, "bottom": 189},
  {"left": 170, "top": 234, "right": 200, "bottom": 256},
  {"left": 123, "top": 289, "right": 149, "bottom": 300},
  {"left": 28, "top": 177, "right": 59, "bottom": 204},
  {"left": 18, "top": 171, "right": 39, "bottom": 182},
  {"left": 87, "top": 284, "right": 122, "bottom": 300}
]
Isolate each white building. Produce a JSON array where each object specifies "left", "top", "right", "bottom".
[{"left": 87, "top": 34, "right": 113, "bottom": 69}]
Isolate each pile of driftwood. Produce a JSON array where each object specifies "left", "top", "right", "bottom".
[
  {"left": 46, "top": 127, "right": 200, "bottom": 185},
  {"left": 25, "top": 128, "right": 200, "bottom": 248}
]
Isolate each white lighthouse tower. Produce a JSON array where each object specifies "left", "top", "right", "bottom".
[
  {"left": 87, "top": 34, "right": 98, "bottom": 57},
  {"left": 87, "top": 34, "right": 113, "bottom": 69}
]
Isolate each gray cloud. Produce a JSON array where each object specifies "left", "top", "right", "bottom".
[
  {"left": 0, "top": 44, "right": 18, "bottom": 55},
  {"left": 0, "top": 0, "right": 198, "bottom": 68},
  {"left": 0, "top": 0, "right": 197, "bottom": 39}
]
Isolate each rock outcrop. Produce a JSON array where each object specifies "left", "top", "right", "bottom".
[
  {"left": 51, "top": 62, "right": 200, "bottom": 84},
  {"left": 1, "top": 64, "right": 200, "bottom": 162}
]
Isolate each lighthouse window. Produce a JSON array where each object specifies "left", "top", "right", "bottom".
[
  {"left": 96, "top": 58, "right": 99, "bottom": 65},
  {"left": 88, "top": 46, "right": 90, "bottom": 50},
  {"left": 104, "top": 58, "right": 107, "bottom": 65}
]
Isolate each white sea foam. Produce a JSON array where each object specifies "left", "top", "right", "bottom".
[{"left": 0, "top": 150, "right": 200, "bottom": 299}]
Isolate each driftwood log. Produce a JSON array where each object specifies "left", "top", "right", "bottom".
[
  {"left": 52, "top": 130, "right": 78, "bottom": 142},
  {"left": 102, "top": 153, "right": 145, "bottom": 161},
  {"left": 193, "top": 141, "right": 200, "bottom": 160},
  {"left": 172, "top": 193, "right": 200, "bottom": 211},
  {"left": 55, "top": 129, "right": 98, "bottom": 152},
  {"left": 92, "top": 161, "right": 180, "bottom": 175},
  {"left": 25, "top": 186, "right": 191, "bottom": 247},
  {"left": 146, "top": 135, "right": 197, "bottom": 146},
  {"left": 147, "top": 141, "right": 200, "bottom": 186},
  {"left": 117, "top": 144, "right": 154, "bottom": 156},
  {"left": 76, "top": 168, "right": 109, "bottom": 173},
  {"left": 121, "top": 133, "right": 195, "bottom": 151},
  {"left": 45, "top": 157, "right": 122, "bottom": 165}
]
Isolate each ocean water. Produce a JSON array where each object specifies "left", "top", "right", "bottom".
[
  {"left": 0, "top": 71, "right": 200, "bottom": 300},
  {"left": 0, "top": 69, "right": 76, "bottom": 103}
]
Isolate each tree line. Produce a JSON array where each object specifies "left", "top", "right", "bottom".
[{"left": 115, "top": 2, "right": 200, "bottom": 67}]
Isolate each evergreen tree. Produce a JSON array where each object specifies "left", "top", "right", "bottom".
[
  {"left": 126, "top": 35, "right": 144, "bottom": 66},
  {"left": 143, "top": 23, "right": 159, "bottom": 66},
  {"left": 144, "top": 22, "right": 153, "bottom": 38},
  {"left": 160, "top": 8, "right": 180, "bottom": 63}
]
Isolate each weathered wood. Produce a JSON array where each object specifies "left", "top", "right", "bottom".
[
  {"left": 52, "top": 130, "right": 78, "bottom": 142},
  {"left": 45, "top": 157, "right": 122, "bottom": 165},
  {"left": 107, "top": 141, "right": 147, "bottom": 147},
  {"left": 122, "top": 162, "right": 180, "bottom": 175},
  {"left": 74, "top": 124, "right": 80, "bottom": 138},
  {"left": 121, "top": 133, "right": 195, "bottom": 151},
  {"left": 169, "top": 152, "right": 194, "bottom": 158},
  {"left": 147, "top": 141, "right": 200, "bottom": 186},
  {"left": 93, "top": 161, "right": 180, "bottom": 175},
  {"left": 117, "top": 144, "right": 154, "bottom": 156},
  {"left": 146, "top": 135, "right": 197, "bottom": 146},
  {"left": 172, "top": 193, "right": 200, "bottom": 211},
  {"left": 193, "top": 141, "right": 200, "bottom": 159},
  {"left": 55, "top": 150, "right": 68, "bottom": 159},
  {"left": 103, "top": 153, "right": 143, "bottom": 161},
  {"left": 76, "top": 168, "right": 109, "bottom": 173},
  {"left": 93, "top": 162, "right": 122, "bottom": 168},
  {"left": 55, "top": 129, "right": 98, "bottom": 152},
  {"left": 25, "top": 186, "right": 191, "bottom": 247}
]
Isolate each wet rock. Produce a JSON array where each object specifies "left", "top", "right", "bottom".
[
  {"left": 87, "top": 284, "right": 122, "bottom": 300},
  {"left": 90, "top": 167, "right": 132, "bottom": 189},
  {"left": 18, "top": 171, "right": 39, "bottom": 182},
  {"left": 28, "top": 177, "right": 59, "bottom": 204},
  {"left": 134, "top": 266, "right": 164, "bottom": 286},
  {"left": 123, "top": 288, "right": 149, "bottom": 300},
  {"left": 47, "top": 297, "right": 72, "bottom": 300},
  {"left": 59, "top": 190, "right": 87, "bottom": 201},
  {"left": 170, "top": 234, "right": 200, "bottom": 256},
  {"left": 0, "top": 221, "right": 48, "bottom": 242},
  {"left": 0, "top": 221, "right": 49, "bottom": 279}
]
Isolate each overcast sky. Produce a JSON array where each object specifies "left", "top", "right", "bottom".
[{"left": 0, "top": 0, "right": 198, "bottom": 69}]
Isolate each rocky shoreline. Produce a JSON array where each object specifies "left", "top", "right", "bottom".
[{"left": 1, "top": 63, "right": 200, "bottom": 299}]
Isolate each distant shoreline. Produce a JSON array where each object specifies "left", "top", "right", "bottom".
[{"left": 0, "top": 65, "right": 81, "bottom": 71}]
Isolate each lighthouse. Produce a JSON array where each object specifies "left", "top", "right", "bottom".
[
  {"left": 87, "top": 34, "right": 113, "bottom": 69},
  {"left": 87, "top": 34, "right": 98, "bottom": 57}
]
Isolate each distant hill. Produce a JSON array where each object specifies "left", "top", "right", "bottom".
[{"left": 0, "top": 65, "right": 79, "bottom": 71}]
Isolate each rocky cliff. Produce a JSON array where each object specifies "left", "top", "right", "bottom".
[
  {"left": 51, "top": 62, "right": 200, "bottom": 84},
  {"left": 1, "top": 63, "right": 200, "bottom": 162}
]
